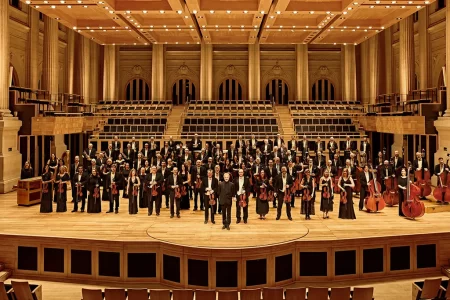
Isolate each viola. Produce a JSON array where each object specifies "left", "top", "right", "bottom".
[
  {"left": 383, "top": 176, "right": 399, "bottom": 206},
  {"left": 402, "top": 163, "right": 425, "bottom": 219},
  {"left": 239, "top": 193, "right": 247, "bottom": 207},
  {"left": 151, "top": 182, "right": 158, "bottom": 196},
  {"left": 340, "top": 190, "right": 347, "bottom": 204},
  {"left": 181, "top": 185, "right": 187, "bottom": 196},
  {"left": 111, "top": 182, "right": 118, "bottom": 195},
  {"left": 175, "top": 186, "right": 182, "bottom": 199},
  {"left": 284, "top": 190, "right": 291, "bottom": 203},
  {"left": 209, "top": 192, "right": 216, "bottom": 205},
  {"left": 415, "top": 169, "right": 432, "bottom": 198},
  {"left": 294, "top": 170, "right": 303, "bottom": 191},
  {"left": 77, "top": 182, "right": 84, "bottom": 197},
  {"left": 195, "top": 177, "right": 202, "bottom": 189},
  {"left": 93, "top": 185, "right": 100, "bottom": 199},
  {"left": 267, "top": 190, "right": 274, "bottom": 202},
  {"left": 133, "top": 185, "right": 139, "bottom": 196},
  {"left": 302, "top": 187, "right": 311, "bottom": 201},
  {"left": 323, "top": 184, "right": 330, "bottom": 199},
  {"left": 365, "top": 164, "right": 386, "bottom": 212}
]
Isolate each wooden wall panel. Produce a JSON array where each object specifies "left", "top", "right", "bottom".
[
  {"left": 31, "top": 117, "right": 84, "bottom": 135},
  {"left": 357, "top": 116, "right": 426, "bottom": 134}
]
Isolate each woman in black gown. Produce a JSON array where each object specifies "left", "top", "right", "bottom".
[
  {"left": 55, "top": 166, "right": 70, "bottom": 212},
  {"left": 127, "top": 169, "right": 140, "bottom": 215},
  {"left": 256, "top": 170, "right": 269, "bottom": 219},
  {"left": 21, "top": 161, "right": 34, "bottom": 179},
  {"left": 300, "top": 169, "right": 315, "bottom": 220},
  {"left": 122, "top": 163, "right": 131, "bottom": 198},
  {"left": 319, "top": 169, "right": 334, "bottom": 219},
  {"left": 87, "top": 169, "right": 101, "bottom": 213},
  {"left": 40, "top": 165, "right": 53, "bottom": 213},
  {"left": 397, "top": 168, "right": 408, "bottom": 217},
  {"left": 47, "top": 154, "right": 58, "bottom": 176},
  {"left": 338, "top": 168, "right": 356, "bottom": 220},
  {"left": 101, "top": 159, "right": 112, "bottom": 201},
  {"left": 180, "top": 163, "right": 191, "bottom": 209},
  {"left": 138, "top": 167, "right": 148, "bottom": 208}
]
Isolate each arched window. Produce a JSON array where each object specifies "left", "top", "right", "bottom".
[
  {"left": 311, "top": 79, "right": 335, "bottom": 102},
  {"left": 172, "top": 78, "right": 196, "bottom": 105},
  {"left": 265, "top": 79, "right": 289, "bottom": 105},
  {"left": 218, "top": 79, "right": 242, "bottom": 101},
  {"left": 125, "top": 78, "right": 150, "bottom": 101}
]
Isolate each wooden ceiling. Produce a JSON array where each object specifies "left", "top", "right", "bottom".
[{"left": 22, "top": 0, "right": 436, "bottom": 45}]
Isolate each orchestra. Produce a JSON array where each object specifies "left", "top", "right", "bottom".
[{"left": 37, "top": 134, "right": 437, "bottom": 224}]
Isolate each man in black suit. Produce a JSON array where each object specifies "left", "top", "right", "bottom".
[
  {"left": 191, "top": 160, "right": 206, "bottom": 211},
  {"left": 213, "top": 165, "right": 223, "bottom": 214},
  {"left": 129, "top": 137, "right": 138, "bottom": 153},
  {"left": 167, "top": 167, "right": 183, "bottom": 218},
  {"left": 299, "top": 135, "right": 309, "bottom": 162},
  {"left": 235, "top": 135, "right": 245, "bottom": 150},
  {"left": 202, "top": 169, "right": 219, "bottom": 224},
  {"left": 71, "top": 155, "right": 82, "bottom": 203},
  {"left": 158, "top": 161, "right": 171, "bottom": 208},
  {"left": 332, "top": 153, "right": 342, "bottom": 169},
  {"left": 105, "top": 164, "right": 123, "bottom": 213},
  {"left": 181, "top": 148, "right": 193, "bottom": 164},
  {"left": 134, "top": 152, "right": 145, "bottom": 172},
  {"left": 149, "top": 137, "right": 158, "bottom": 163},
  {"left": 360, "top": 137, "right": 371, "bottom": 161},
  {"left": 380, "top": 160, "right": 394, "bottom": 192},
  {"left": 249, "top": 134, "right": 259, "bottom": 157},
  {"left": 123, "top": 143, "right": 135, "bottom": 167},
  {"left": 274, "top": 134, "right": 284, "bottom": 148},
  {"left": 160, "top": 141, "right": 171, "bottom": 161},
  {"left": 146, "top": 166, "right": 164, "bottom": 216},
  {"left": 141, "top": 143, "right": 151, "bottom": 162},
  {"left": 392, "top": 150, "right": 404, "bottom": 176},
  {"left": 112, "top": 136, "right": 121, "bottom": 161},
  {"left": 265, "top": 160, "right": 278, "bottom": 208},
  {"left": 327, "top": 137, "right": 338, "bottom": 161},
  {"left": 104, "top": 144, "right": 114, "bottom": 161},
  {"left": 191, "top": 134, "right": 202, "bottom": 151},
  {"left": 288, "top": 136, "right": 298, "bottom": 157},
  {"left": 314, "top": 151, "right": 326, "bottom": 170},
  {"left": 359, "top": 165, "right": 373, "bottom": 211},
  {"left": 84, "top": 143, "right": 96, "bottom": 165},
  {"left": 287, "top": 161, "right": 298, "bottom": 207},
  {"left": 72, "top": 165, "right": 87, "bottom": 212},
  {"left": 342, "top": 136, "right": 355, "bottom": 160},
  {"left": 274, "top": 166, "right": 293, "bottom": 221},
  {"left": 217, "top": 172, "right": 236, "bottom": 230},
  {"left": 314, "top": 137, "right": 325, "bottom": 154},
  {"left": 261, "top": 139, "right": 272, "bottom": 165},
  {"left": 205, "top": 157, "right": 215, "bottom": 172},
  {"left": 234, "top": 169, "right": 250, "bottom": 224},
  {"left": 413, "top": 152, "right": 429, "bottom": 177},
  {"left": 87, "top": 159, "right": 100, "bottom": 176}
]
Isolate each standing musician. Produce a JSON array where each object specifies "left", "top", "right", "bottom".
[
  {"left": 83, "top": 143, "right": 96, "bottom": 166},
  {"left": 123, "top": 144, "right": 135, "bottom": 167},
  {"left": 380, "top": 160, "right": 394, "bottom": 192},
  {"left": 159, "top": 162, "right": 171, "bottom": 208},
  {"left": 315, "top": 151, "right": 325, "bottom": 171},
  {"left": 287, "top": 161, "right": 297, "bottom": 207},
  {"left": 235, "top": 135, "right": 245, "bottom": 150},
  {"left": 249, "top": 134, "right": 258, "bottom": 157},
  {"left": 129, "top": 137, "right": 138, "bottom": 152},
  {"left": 191, "top": 134, "right": 202, "bottom": 151},
  {"left": 217, "top": 173, "right": 236, "bottom": 230},
  {"left": 274, "top": 157, "right": 282, "bottom": 174},
  {"left": 274, "top": 134, "right": 284, "bottom": 148},
  {"left": 105, "top": 164, "right": 122, "bottom": 214},
  {"left": 134, "top": 152, "right": 144, "bottom": 172},
  {"left": 192, "top": 160, "right": 206, "bottom": 211},
  {"left": 374, "top": 151, "right": 384, "bottom": 167},
  {"left": 168, "top": 167, "right": 182, "bottom": 218},
  {"left": 204, "top": 143, "right": 212, "bottom": 159},
  {"left": 160, "top": 141, "right": 171, "bottom": 161},
  {"left": 146, "top": 166, "right": 164, "bottom": 216},
  {"left": 262, "top": 139, "right": 272, "bottom": 165},
  {"left": 300, "top": 169, "right": 315, "bottom": 220},
  {"left": 274, "top": 166, "right": 293, "bottom": 221},
  {"left": 182, "top": 148, "right": 193, "bottom": 164},
  {"left": 213, "top": 165, "right": 223, "bottom": 214},
  {"left": 327, "top": 137, "right": 338, "bottom": 161},
  {"left": 205, "top": 157, "right": 215, "bottom": 172},
  {"left": 360, "top": 136, "right": 371, "bottom": 161},
  {"left": 141, "top": 143, "right": 151, "bottom": 161},
  {"left": 234, "top": 169, "right": 250, "bottom": 224},
  {"left": 154, "top": 154, "right": 163, "bottom": 169},
  {"left": 434, "top": 157, "right": 449, "bottom": 204},
  {"left": 266, "top": 160, "right": 278, "bottom": 208},
  {"left": 70, "top": 156, "right": 82, "bottom": 203},
  {"left": 397, "top": 168, "right": 408, "bottom": 216},
  {"left": 314, "top": 137, "right": 325, "bottom": 154},
  {"left": 112, "top": 136, "right": 121, "bottom": 160},
  {"left": 72, "top": 165, "right": 87, "bottom": 213},
  {"left": 299, "top": 135, "right": 309, "bottom": 162},
  {"left": 149, "top": 137, "right": 158, "bottom": 163},
  {"left": 202, "top": 169, "right": 219, "bottom": 224},
  {"left": 332, "top": 153, "right": 342, "bottom": 169},
  {"left": 392, "top": 150, "right": 404, "bottom": 175},
  {"left": 286, "top": 150, "right": 295, "bottom": 163},
  {"left": 288, "top": 135, "right": 298, "bottom": 157},
  {"left": 199, "top": 149, "right": 208, "bottom": 163},
  {"left": 105, "top": 144, "right": 114, "bottom": 160},
  {"left": 413, "top": 151, "right": 429, "bottom": 178},
  {"left": 167, "top": 136, "right": 176, "bottom": 150},
  {"left": 359, "top": 165, "right": 373, "bottom": 211},
  {"left": 325, "top": 160, "right": 337, "bottom": 179},
  {"left": 319, "top": 169, "right": 334, "bottom": 219},
  {"left": 342, "top": 136, "right": 355, "bottom": 160}
]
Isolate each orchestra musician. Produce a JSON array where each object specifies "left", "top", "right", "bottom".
[
  {"left": 397, "top": 168, "right": 408, "bottom": 216},
  {"left": 83, "top": 143, "right": 96, "bottom": 165},
  {"left": 332, "top": 153, "right": 342, "bottom": 169},
  {"left": 97, "top": 152, "right": 106, "bottom": 167},
  {"left": 235, "top": 135, "right": 245, "bottom": 150},
  {"left": 40, "top": 165, "right": 53, "bottom": 213},
  {"left": 105, "top": 164, "right": 122, "bottom": 214},
  {"left": 127, "top": 168, "right": 140, "bottom": 215},
  {"left": 266, "top": 160, "right": 278, "bottom": 208},
  {"left": 392, "top": 150, "right": 404, "bottom": 175},
  {"left": 141, "top": 143, "right": 150, "bottom": 161},
  {"left": 319, "top": 169, "right": 334, "bottom": 219},
  {"left": 48, "top": 153, "right": 58, "bottom": 175},
  {"left": 213, "top": 165, "right": 223, "bottom": 214},
  {"left": 274, "top": 166, "right": 293, "bottom": 221},
  {"left": 315, "top": 151, "right": 325, "bottom": 171},
  {"left": 129, "top": 137, "right": 138, "bottom": 152},
  {"left": 55, "top": 166, "right": 70, "bottom": 213},
  {"left": 217, "top": 172, "right": 236, "bottom": 230},
  {"left": 342, "top": 136, "right": 355, "bottom": 160},
  {"left": 70, "top": 156, "right": 81, "bottom": 203},
  {"left": 160, "top": 141, "right": 171, "bottom": 161},
  {"left": 168, "top": 167, "right": 183, "bottom": 218},
  {"left": 149, "top": 137, "right": 158, "bottom": 163},
  {"left": 300, "top": 169, "right": 315, "bottom": 220},
  {"left": 154, "top": 153, "right": 163, "bottom": 169},
  {"left": 72, "top": 165, "right": 87, "bottom": 213},
  {"left": 274, "top": 157, "right": 282, "bottom": 174},
  {"left": 146, "top": 166, "right": 164, "bottom": 216},
  {"left": 360, "top": 136, "right": 371, "bottom": 161},
  {"left": 299, "top": 135, "right": 309, "bottom": 162},
  {"left": 314, "top": 137, "right": 325, "bottom": 154},
  {"left": 434, "top": 157, "right": 449, "bottom": 204},
  {"left": 123, "top": 144, "right": 135, "bottom": 167},
  {"left": 287, "top": 161, "right": 297, "bottom": 207},
  {"left": 112, "top": 136, "right": 121, "bottom": 160},
  {"left": 105, "top": 144, "right": 114, "bottom": 160},
  {"left": 359, "top": 165, "right": 373, "bottom": 211},
  {"left": 167, "top": 136, "right": 176, "bottom": 150},
  {"left": 191, "top": 134, "right": 202, "bottom": 151},
  {"left": 182, "top": 148, "right": 193, "bottom": 164},
  {"left": 192, "top": 160, "right": 206, "bottom": 211},
  {"left": 202, "top": 169, "right": 219, "bottom": 224},
  {"left": 138, "top": 167, "right": 148, "bottom": 209},
  {"left": 338, "top": 168, "right": 356, "bottom": 219},
  {"left": 121, "top": 163, "right": 131, "bottom": 199},
  {"left": 327, "top": 137, "right": 338, "bottom": 160},
  {"left": 87, "top": 168, "right": 101, "bottom": 213},
  {"left": 159, "top": 162, "right": 170, "bottom": 208},
  {"left": 374, "top": 151, "right": 384, "bottom": 167},
  {"left": 380, "top": 160, "right": 394, "bottom": 192},
  {"left": 262, "top": 139, "right": 272, "bottom": 165},
  {"left": 249, "top": 134, "right": 258, "bottom": 157},
  {"left": 256, "top": 170, "right": 269, "bottom": 219},
  {"left": 274, "top": 133, "right": 284, "bottom": 148},
  {"left": 234, "top": 169, "right": 250, "bottom": 224},
  {"left": 413, "top": 151, "right": 429, "bottom": 178},
  {"left": 179, "top": 163, "right": 191, "bottom": 210},
  {"left": 87, "top": 159, "right": 100, "bottom": 177},
  {"left": 134, "top": 152, "right": 144, "bottom": 172},
  {"left": 288, "top": 135, "right": 298, "bottom": 157}
]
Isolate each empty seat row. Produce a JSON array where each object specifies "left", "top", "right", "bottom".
[
  {"left": 182, "top": 125, "right": 279, "bottom": 134},
  {"left": 103, "top": 125, "right": 165, "bottom": 134},
  {"left": 185, "top": 118, "right": 277, "bottom": 125},
  {"left": 293, "top": 118, "right": 353, "bottom": 125},
  {"left": 107, "top": 118, "right": 167, "bottom": 125},
  {"left": 94, "top": 112, "right": 169, "bottom": 117},
  {"left": 98, "top": 100, "right": 172, "bottom": 105},
  {"left": 1, "top": 281, "right": 42, "bottom": 300},
  {"left": 295, "top": 125, "right": 356, "bottom": 132},
  {"left": 82, "top": 286, "right": 374, "bottom": 300}
]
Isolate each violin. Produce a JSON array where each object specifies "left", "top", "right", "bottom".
[
  {"left": 284, "top": 190, "right": 291, "bottom": 203},
  {"left": 365, "top": 164, "right": 386, "bottom": 212},
  {"left": 323, "top": 183, "right": 330, "bottom": 199},
  {"left": 133, "top": 184, "right": 139, "bottom": 196},
  {"left": 151, "top": 183, "right": 158, "bottom": 196},
  {"left": 402, "top": 162, "right": 425, "bottom": 219},
  {"left": 77, "top": 182, "right": 84, "bottom": 197},
  {"left": 175, "top": 186, "right": 182, "bottom": 199},
  {"left": 239, "top": 193, "right": 247, "bottom": 207},
  {"left": 208, "top": 192, "right": 216, "bottom": 205},
  {"left": 195, "top": 177, "right": 202, "bottom": 189},
  {"left": 111, "top": 182, "right": 118, "bottom": 195},
  {"left": 294, "top": 169, "right": 303, "bottom": 191},
  {"left": 181, "top": 185, "right": 187, "bottom": 196},
  {"left": 93, "top": 184, "right": 100, "bottom": 200},
  {"left": 260, "top": 183, "right": 267, "bottom": 201},
  {"left": 302, "top": 185, "right": 311, "bottom": 201},
  {"left": 340, "top": 190, "right": 347, "bottom": 204}
]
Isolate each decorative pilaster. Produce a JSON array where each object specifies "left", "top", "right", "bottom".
[
  {"left": 296, "top": 44, "right": 309, "bottom": 101},
  {"left": 151, "top": 44, "right": 165, "bottom": 101},
  {"left": 0, "top": 0, "right": 23, "bottom": 193},
  {"left": 360, "top": 41, "right": 370, "bottom": 104},
  {"left": 368, "top": 35, "right": 379, "bottom": 104},
  {"left": 342, "top": 44, "right": 357, "bottom": 101},
  {"left": 89, "top": 42, "right": 99, "bottom": 103},
  {"left": 384, "top": 27, "right": 393, "bottom": 94},
  {"left": 76, "top": 35, "right": 91, "bottom": 104},
  {"left": 419, "top": 7, "right": 430, "bottom": 89},
  {"left": 26, "top": 7, "right": 39, "bottom": 90},
  {"left": 248, "top": 43, "right": 260, "bottom": 100},
  {"left": 103, "top": 45, "right": 117, "bottom": 101},
  {"left": 66, "top": 29, "right": 75, "bottom": 94},
  {"left": 200, "top": 43, "right": 213, "bottom": 100},
  {"left": 446, "top": 3, "right": 450, "bottom": 116},
  {"left": 399, "top": 16, "right": 415, "bottom": 101},
  {"left": 42, "top": 16, "right": 59, "bottom": 97}
]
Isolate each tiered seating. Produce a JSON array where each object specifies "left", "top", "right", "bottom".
[
  {"left": 412, "top": 278, "right": 447, "bottom": 300},
  {"left": 4, "top": 281, "right": 43, "bottom": 300},
  {"left": 289, "top": 101, "right": 364, "bottom": 117},
  {"left": 96, "top": 100, "right": 172, "bottom": 117},
  {"left": 81, "top": 286, "right": 375, "bottom": 300},
  {"left": 100, "top": 118, "right": 167, "bottom": 139},
  {"left": 293, "top": 118, "right": 359, "bottom": 138},
  {"left": 187, "top": 100, "right": 273, "bottom": 116}
]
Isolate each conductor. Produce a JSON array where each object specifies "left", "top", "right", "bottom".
[{"left": 217, "top": 173, "right": 236, "bottom": 230}]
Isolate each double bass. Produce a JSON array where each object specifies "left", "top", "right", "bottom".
[
  {"left": 402, "top": 162, "right": 425, "bottom": 219},
  {"left": 365, "top": 164, "right": 386, "bottom": 212},
  {"left": 433, "top": 170, "right": 450, "bottom": 203},
  {"left": 383, "top": 159, "right": 399, "bottom": 206},
  {"left": 415, "top": 149, "right": 432, "bottom": 198}
]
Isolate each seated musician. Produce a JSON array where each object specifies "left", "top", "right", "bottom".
[{"left": 21, "top": 161, "right": 34, "bottom": 179}]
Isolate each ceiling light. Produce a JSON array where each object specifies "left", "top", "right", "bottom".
[
  {"left": 266, "top": 25, "right": 270, "bottom": 28},
  {"left": 343, "top": 11, "right": 348, "bottom": 14},
  {"left": 409, "top": 1, "right": 413, "bottom": 3},
  {"left": 193, "top": 10, "right": 197, "bottom": 14},
  {"left": 276, "top": 11, "right": 281, "bottom": 14},
  {"left": 326, "top": 11, "right": 330, "bottom": 14},
  {"left": 77, "top": 0, "right": 82, "bottom": 3},
  {"left": 210, "top": 10, "right": 214, "bottom": 13},
  {"left": 354, "top": 2, "right": 358, "bottom": 4},
  {"left": 386, "top": 5, "right": 390, "bottom": 8},
  {"left": 270, "top": 16, "right": 274, "bottom": 18},
  {"left": 416, "top": 5, "right": 421, "bottom": 8},
  {"left": 51, "top": 5, "right": 56, "bottom": 8},
  {"left": 244, "top": 10, "right": 248, "bottom": 14},
  {"left": 44, "top": 0, "right": 47, "bottom": 3},
  {"left": 160, "top": 10, "right": 165, "bottom": 13},
  {"left": 375, "top": 0, "right": 380, "bottom": 3},
  {"left": 35, "top": 5, "right": 39, "bottom": 8},
  {"left": 227, "top": 10, "right": 231, "bottom": 14},
  {"left": 370, "top": 5, "right": 375, "bottom": 8},
  {"left": 60, "top": 0, "right": 65, "bottom": 3},
  {"left": 215, "top": 25, "right": 218, "bottom": 28},
  {"left": 293, "top": 11, "right": 298, "bottom": 14},
  {"left": 177, "top": 10, "right": 182, "bottom": 14},
  {"left": 67, "top": 5, "right": 72, "bottom": 8},
  {"left": 392, "top": 0, "right": 396, "bottom": 3},
  {"left": 25, "top": 0, "right": 30, "bottom": 4},
  {"left": 401, "top": 6, "right": 406, "bottom": 8},
  {"left": 425, "top": 0, "right": 429, "bottom": 3},
  {"left": 83, "top": 5, "right": 88, "bottom": 8},
  {"left": 260, "top": 11, "right": 264, "bottom": 14},
  {"left": 109, "top": 10, "right": 114, "bottom": 13},
  {"left": 241, "top": 25, "right": 245, "bottom": 28},
  {"left": 348, "top": 7, "right": 352, "bottom": 10},
  {"left": 310, "top": 11, "right": 314, "bottom": 14}
]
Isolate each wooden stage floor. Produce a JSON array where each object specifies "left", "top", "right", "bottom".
[{"left": 2, "top": 191, "right": 450, "bottom": 248}]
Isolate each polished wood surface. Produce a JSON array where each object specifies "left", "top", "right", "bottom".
[
  {"left": 1, "top": 191, "right": 450, "bottom": 245},
  {"left": 16, "top": 177, "right": 42, "bottom": 206}
]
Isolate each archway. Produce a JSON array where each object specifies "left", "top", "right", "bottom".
[
  {"left": 311, "top": 79, "right": 335, "bottom": 102},
  {"left": 172, "top": 78, "right": 196, "bottom": 105},
  {"left": 125, "top": 78, "right": 150, "bottom": 101},
  {"left": 265, "top": 78, "right": 289, "bottom": 105},
  {"left": 218, "top": 79, "right": 243, "bottom": 101}
]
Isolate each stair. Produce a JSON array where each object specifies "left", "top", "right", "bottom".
[
  {"left": 0, "top": 262, "right": 12, "bottom": 282},
  {"left": 274, "top": 105, "right": 296, "bottom": 138},
  {"left": 164, "top": 105, "right": 185, "bottom": 138}
]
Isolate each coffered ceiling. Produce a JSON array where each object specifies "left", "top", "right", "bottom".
[{"left": 21, "top": 0, "right": 436, "bottom": 45}]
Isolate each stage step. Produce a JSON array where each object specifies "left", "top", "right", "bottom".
[
  {"left": 164, "top": 106, "right": 185, "bottom": 138},
  {"left": 275, "top": 105, "right": 296, "bottom": 138},
  {"left": 0, "top": 267, "right": 12, "bottom": 282}
]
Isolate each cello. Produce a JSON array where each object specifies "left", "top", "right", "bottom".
[
  {"left": 383, "top": 159, "right": 399, "bottom": 206},
  {"left": 415, "top": 149, "right": 432, "bottom": 198},
  {"left": 402, "top": 162, "right": 425, "bottom": 219},
  {"left": 365, "top": 163, "right": 386, "bottom": 212},
  {"left": 433, "top": 170, "right": 450, "bottom": 203}
]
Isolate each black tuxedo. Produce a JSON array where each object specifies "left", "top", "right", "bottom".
[
  {"left": 274, "top": 138, "right": 284, "bottom": 147},
  {"left": 360, "top": 141, "right": 371, "bottom": 160},
  {"left": 327, "top": 141, "right": 338, "bottom": 160},
  {"left": 141, "top": 148, "right": 151, "bottom": 161},
  {"left": 160, "top": 147, "right": 171, "bottom": 159},
  {"left": 234, "top": 176, "right": 251, "bottom": 222},
  {"left": 123, "top": 149, "right": 135, "bottom": 165},
  {"left": 274, "top": 173, "right": 294, "bottom": 219},
  {"left": 134, "top": 159, "right": 145, "bottom": 171},
  {"left": 105, "top": 171, "right": 123, "bottom": 212},
  {"left": 167, "top": 174, "right": 183, "bottom": 216},
  {"left": 359, "top": 171, "right": 373, "bottom": 210},
  {"left": 145, "top": 172, "right": 164, "bottom": 215},
  {"left": 202, "top": 177, "right": 219, "bottom": 222},
  {"left": 235, "top": 139, "right": 246, "bottom": 149},
  {"left": 191, "top": 165, "right": 206, "bottom": 209},
  {"left": 299, "top": 140, "right": 309, "bottom": 160},
  {"left": 112, "top": 141, "right": 121, "bottom": 160},
  {"left": 191, "top": 138, "right": 202, "bottom": 151},
  {"left": 314, "top": 141, "right": 325, "bottom": 153},
  {"left": 72, "top": 172, "right": 87, "bottom": 211},
  {"left": 392, "top": 156, "right": 404, "bottom": 171},
  {"left": 217, "top": 181, "right": 236, "bottom": 227},
  {"left": 84, "top": 148, "right": 96, "bottom": 160},
  {"left": 265, "top": 166, "right": 278, "bottom": 180},
  {"left": 434, "top": 164, "right": 449, "bottom": 177},
  {"left": 104, "top": 148, "right": 114, "bottom": 160}
]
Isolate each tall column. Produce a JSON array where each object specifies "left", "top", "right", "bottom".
[
  {"left": 248, "top": 43, "right": 260, "bottom": 100},
  {"left": 66, "top": 30, "right": 75, "bottom": 94},
  {"left": 419, "top": 7, "right": 430, "bottom": 89},
  {"left": 384, "top": 27, "right": 393, "bottom": 94},
  {"left": 151, "top": 44, "right": 165, "bottom": 101},
  {"left": 89, "top": 42, "right": 99, "bottom": 103},
  {"left": 76, "top": 35, "right": 91, "bottom": 103},
  {"left": 342, "top": 44, "right": 357, "bottom": 101},
  {"left": 26, "top": 7, "right": 39, "bottom": 90},
  {"left": 360, "top": 41, "right": 370, "bottom": 104},
  {"left": 368, "top": 35, "right": 379, "bottom": 104},
  {"left": 103, "top": 45, "right": 117, "bottom": 101},
  {"left": 42, "top": 16, "right": 59, "bottom": 97},
  {"left": 200, "top": 43, "right": 213, "bottom": 100},
  {"left": 296, "top": 44, "right": 309, "bottom": 100},
  {"left": 0, "top": 0, "right": 23, "bottom": 193},
  {"left": 399, "top": 16, "right": 415, "bottom": 101}
]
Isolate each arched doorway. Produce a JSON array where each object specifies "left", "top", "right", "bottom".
[
  {"left": 218, "top": 79, "right": 243, "bottom": 101},
  {"left": 265, "top": 78, "right": 289, "bottom": 105},
  {"left": 125, "top": 78, "right": 150, "bottom": 101},
  {"left": 311, "top": 79, "right": 335, "bottom": 102},
  {"left": 172, "top": 78, "right": 196, "bottom": 105}
]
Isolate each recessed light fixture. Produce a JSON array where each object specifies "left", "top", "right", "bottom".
[
  {"left": 276, "top": 11, "right": 281, "bottom": 14},
  {"left": 67, "top": 5, "right": 72, "bottom": 8},
  {"left": 310, "top": 11, "right": 314, "bottom": 14},
  {"left": 260, "top": 11, "right": 264, "bottom": 14},
  {"left": 210, "top": 10, "right": 214, "bottom": 13},
  {"left": 343, "top": 11, "right": 348, "bottom": 14},
  {"left": 227, "top": 10, "right": 231, "bottom": 13},
  {"left": 160, "top": 10, "right": 165, "bottom": 13},
  {"left": 177, "top": 10, "right": 182, "bottom": 14},
  {"left": 193, "top": 10, "right": 197, "bottom": 14},
  {"left": 243, "top": 10, "right": 248, "bottom": 14},
  {"left": 51, "top": 5, "right": 56, "bottom": 8}
]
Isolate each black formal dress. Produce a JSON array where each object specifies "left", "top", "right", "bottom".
[
  {"left": 180, "top": 172, "right": 190, "bottom": 209},
  {"left": 139, "top": 174, "right": 148, "bottom": 208},
  {"left": 338, "top": 177, "right": 356, "bottom": 219},
  {"left": 21, "top": 168, "right": 33, "bottom": 179},
  {"left": 320, "top": 177, "right": 334, "bottom": 213},
  {"left": 256, "top": 178, "right": 269, "bottom": 216},
  {"left": 54, "top": 173, "right": 70, "bottom": 212},
  {"left": 122, "top": 169, "right": 130, "bottom": 198},
  {"left": 398, "top": 176, "right": 407, "bottom": 217},
  {"left": 40, "top": 172, "right": 53, "bottom": 213},
  {"left": 128, "top": 176, "right": 139, "bottom": 215},
  {"left": 300, "top": 177, "right": 315, "bottom": 217},
  {"left": 87, "top": 176, "right": 101, "bottom": 213}
]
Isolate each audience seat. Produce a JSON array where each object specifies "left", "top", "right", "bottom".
[
  {"left": 240, "top": 288, "right": 261, "bottom": 300},
  {"left": 104, "top": 288, "right": 126, "bottom": 300},
  {"left": 217, "top": 290, "right": 238, "bottom": 300},
  {"left": 285, "top": 287, "right": 306, "bottom": 300},
  {"left": 330, "top": 287, "right": 351, "bottom": 300},
  {"left": 127, "top": 289, "right": 149, "bottom": 300},
  {"left": 172, "top": 289, "right": 193, "bottom": 300},
  {"left": 82, "top": 288, "right": 104, "bottom": 300},
  {"left": 149, "top": 289, "right": 171, "bottom": 300},
  {"left": 352, "top": 287, "right": 374, "bottom": 300},
  {"left": 195, "top": 289, "right": 216, "bottom": 300},
  {"left": 11, "top": 281, "right": 42, "bottom": 300},
  {"left": 412, "top": 278, "right": 442, "bottom": 300},
  {"left": 262, "top": 287, "right": 283, "bottom": 300},
  {"left": 0, "top": 282, "right": 12, "bottom": 300},
  {"left": 307, "top": 287, "right": 329, "bottom": 300}
]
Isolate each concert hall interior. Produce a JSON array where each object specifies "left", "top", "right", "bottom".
[{"left": 3, "top": 0, "right": 450, "bottom": 299}]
